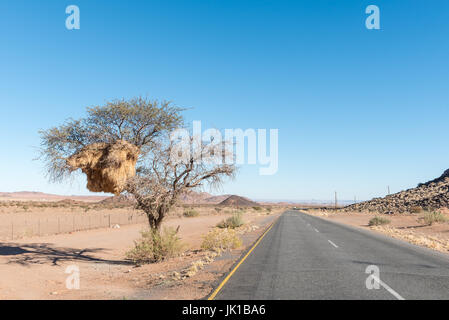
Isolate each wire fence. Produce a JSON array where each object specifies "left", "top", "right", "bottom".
[{"left": 0, "top": 211, "right": 147, "bottom": 241}]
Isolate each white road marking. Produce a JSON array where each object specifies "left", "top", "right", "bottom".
[
  {"left": 328, "top": 240, "right": 338, "bottom": 248},
  {"left": 371, "top": 275, "right": 405, "bottom": 300},
  {"left": 314, "top": 228, "right": 319, "bottom": 233}
]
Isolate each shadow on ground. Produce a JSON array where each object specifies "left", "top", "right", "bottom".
[{"left": 0, "top": 243, "right": 132, "bottom": 266}]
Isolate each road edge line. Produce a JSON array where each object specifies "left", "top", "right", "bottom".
[{"left": 207, "top": 214, "right": 281, "bottom": 300}]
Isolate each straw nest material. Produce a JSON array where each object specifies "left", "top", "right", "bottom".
[{"left": 66, "top": 140, "right": 140, "bottom": 195}]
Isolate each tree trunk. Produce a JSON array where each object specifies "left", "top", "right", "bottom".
[
  {"left": 144, "top": 207, "right": 166, "bottom": 230},
  {"left": 145, "top": 210, "right": 158, "bottom": 230}
]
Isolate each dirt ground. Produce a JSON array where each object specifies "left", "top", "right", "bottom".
[
  {"left": 304, "top": 209, "right": 449, "bottom": 254},
  {"left": 0, "top": 206, "right": 284, "bottom": 300}
]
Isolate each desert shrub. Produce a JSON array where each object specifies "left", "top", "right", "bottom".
[
  {"left": 183, "top": 209, "right": 199, "bottom": 218},
  {"left": 368, "top": 216, "right": 391, "bottom": 226},
  {"left": 410, "top": 206, "right": 423, "bottom": 214},
  {"left": 266, "top": 207, "right": 272, "bottom": 212},
  {"left": 201, "top": 228, "right": 242, "bottom": 251},
  {"left": 214, "top": 207, "right": 222, "bottom": 213},
  {"left": 126, "top": 227, "right": 184, "bottom": 264},
  {"left": 420, "top": 211, "right": 447, "bottom": 226},
  {"left": 216, "top": 212, "right": 244, "bottom": 229},
  {"left": 252, "top": 206, "right": 262, "bottom": 211}
]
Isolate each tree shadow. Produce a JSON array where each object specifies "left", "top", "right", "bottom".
[{"left": 0, "top": 243, "right": 133, "bottom": 266}]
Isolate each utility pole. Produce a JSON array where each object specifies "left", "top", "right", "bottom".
[
  {"left": 387, "top": 185, "right": 390, "bottom": 195},
  {"left": 335, "top": 191, "right": 338, "bottom": 209},
  {"left": 354, "top": 195, "right": 357, "bottom": 204}
]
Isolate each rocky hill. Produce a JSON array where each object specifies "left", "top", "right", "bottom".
[
  {"left": 345, "top": 169, "right": 449, "bottom": 213},
  {"left": 219, "top": 195, "right": 260, "bottom": 206},
  {"left": 178, "top": 191, "right": 230, "bottom": 204}
]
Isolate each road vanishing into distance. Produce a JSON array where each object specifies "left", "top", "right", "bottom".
[{"left": 212, "top": 211, "right": 449, "bottom": 300}]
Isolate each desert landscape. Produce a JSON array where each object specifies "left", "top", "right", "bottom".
[
  {"left": 0, "top": 191, "right": 288, "bottom": 299},
  {"left": 2, "top": 1, "right": 449, "bottom": 305},
  {"left": 303, "top": 169, "right": 449, "bottom": 254}
]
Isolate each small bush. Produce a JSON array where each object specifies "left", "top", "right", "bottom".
[
  {"left": 420, "top": 211, "right": 447, "bottom": 226},
  {"left": 217, "top": 212, "right": 244, "bottom": 229},
  {"left": 183, "top": 209, "right": 199, "bottom": 218},
  {"left": 410, "top": 206, "right": 423, "bottom": 214},
  {"left": 126, "top": 227, "right": 184, "bottom": 264},
  {"left": 214, "top": 207, "right": 222, "bottom": 213},
  {"left": 252, "top": 206, "right": 262, "bottom": 211},
  {"left": 369, "top": 216, "right": 391, "bottom": 226},
  {"left": 201, "top": 228, "right": 242, "bottom": 251}
]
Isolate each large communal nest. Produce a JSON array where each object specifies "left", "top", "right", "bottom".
[{"left": 66, "top": 140, "right": 140, "bottom": 195}]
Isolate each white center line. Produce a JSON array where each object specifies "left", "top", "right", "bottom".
[
  {"left": 314, "top": 228, "right": 319, "bottom": 233},
  {"left": 371, "top": 275, "right": 405, "bottom": 300},
  {"left": 328, "top": 240, "right": 338, "bottom": 248}
]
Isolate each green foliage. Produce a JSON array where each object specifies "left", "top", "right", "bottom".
[
  {"left": 126, "top": 227, "right": 184, "bottom": 264},
  {"left": 420, "top": 211, "right": 447, "bottom": 226},
  {"left": 216, "top": 212, "right": 244, "bottom": 229},
  {"left": 252, "top": 206, "right": 262, "bottom": 211},
  {"left": 368, "top": 216, "right": 391, "bottom": 226}
]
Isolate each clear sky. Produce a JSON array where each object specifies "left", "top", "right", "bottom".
[{"left": 0, "top": 0, "right": 448, "bottom": 201}]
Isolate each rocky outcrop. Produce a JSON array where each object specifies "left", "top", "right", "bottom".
[{"left": 345, "top": 169, "right": 449, "bottom": 213}]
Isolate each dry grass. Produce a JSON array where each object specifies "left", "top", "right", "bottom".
[
  {"left": 216, "top": 212, "right": 244, "bottom": 229},
  {"left": 419, "top": 211, "right": 448, "bottom": 226},
  {"left": 66, "top": 140, "right": 140, "bottom": 195},
  {"left": 368, "top": 216, "right": 391, "bottom": 226},
  {"left": 201, "top": 228, "right": 242, "bottom": 251},
  {"left": 183, "top": 209, "right": 200, "bottom": 218},
  {"left": 371, "top": 225, "right": 449, "bottom": 253},
  {"left": 126, "top": 227, "right": 184, "bottom": 264}
]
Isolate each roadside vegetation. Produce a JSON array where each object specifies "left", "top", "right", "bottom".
[
  {"left": 183, "top": 209, "right": 199, "bottom": 218},
  {"left": 216, "top": 212, "right": 244, "bottom": 229},
  {"left": 419, "top": 211, "right": 447, "bottom": 226},
  {"left": 368, "top": 216, "right": 391, "bottom": 226},
  {"left": 201, "top": 228, "right": 242, "bottom": 251},
  {"left": 126, "top": 227, "right": 184, "bottom": 264}
]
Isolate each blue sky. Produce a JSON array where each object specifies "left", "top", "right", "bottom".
[{"left": 0, "top": 0, "right": 448, "bottom": 201}]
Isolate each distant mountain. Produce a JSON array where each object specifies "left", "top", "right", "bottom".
[
  {"left": 219, "top": 195, "right": 260, "bottom": 206},
  {"left": 178, "top": 190, "right": 231, "bottom": 204},
  {"left": 0, "top": 190, "right": 262, "bottom": 206},
  {"left": 0, "top": 191, "right": 108, "bottom": 202}
]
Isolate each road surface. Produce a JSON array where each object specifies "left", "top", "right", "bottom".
[{"left": 213, "top": 210, "right": 449, "bottom": 300}]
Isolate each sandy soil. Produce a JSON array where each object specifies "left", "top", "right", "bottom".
[{"left": 0, "top": 208, "right": 283, "bottom": 300}]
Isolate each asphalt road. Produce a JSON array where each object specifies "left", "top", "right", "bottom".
[{"left": 213, "top": 210, "right": 449, "bottom": 300}]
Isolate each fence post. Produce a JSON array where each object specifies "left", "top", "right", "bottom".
[{"left": 108, "top": 214, "right": 111, "bottom": 228}]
